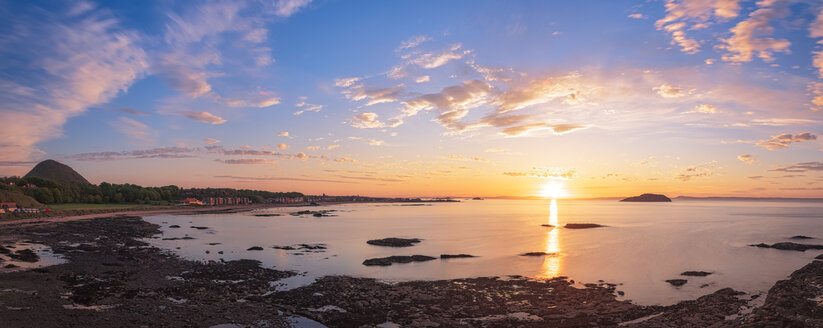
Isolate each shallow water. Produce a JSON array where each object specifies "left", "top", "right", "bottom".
[
  {"left": 0, "top": 241, "right": 66, "bottom": 272},
  {"left": 145, "top": 199, "right": 823, "bottom": 306}
]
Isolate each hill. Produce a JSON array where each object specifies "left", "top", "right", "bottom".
[
  {"left": 24, "top": 159, "right": 90, "bottom": 185},
  {"left": 620, "top": 193, "right": 672, "bottom": 202},
  {"left": 0, "top": 190, "right": 43, "bottom": 207}
]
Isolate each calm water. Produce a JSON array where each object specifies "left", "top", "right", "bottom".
[{"left": 145, "top": 199, "right": 823, "bottom": 306}]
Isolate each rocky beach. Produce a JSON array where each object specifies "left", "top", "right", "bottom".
[{"left": 0, "top": 215, "right": 821, "bottom": 327}]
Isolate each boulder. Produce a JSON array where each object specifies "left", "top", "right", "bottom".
[
  {"left": 681, "top": 271, "right": 713, "bottom": 277},
  {"left": 751, "top": 242, "right": 823, "bottom": 252},
  {"left": 440, "top": 254, "right": 476, "bottom": 259},
  {"left": 564, "top": 223, "right": 606, "bottom": 229},
  {"left": 666, "top": 279, "right": 687, "bottom": 287},
  {"left": 366, "top": 238, "right": 422, "bottom": 247},
  {"left": 362, "top": 255, "right": 436, "bottom": 266}
]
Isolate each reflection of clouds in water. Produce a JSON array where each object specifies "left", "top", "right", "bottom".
[{"left": 539, "top": 199, "right": 561, "bottom": 278}]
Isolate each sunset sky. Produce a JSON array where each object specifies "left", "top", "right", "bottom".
[{"left": 1, "top": 0, "right": 822, "bottom": 198}]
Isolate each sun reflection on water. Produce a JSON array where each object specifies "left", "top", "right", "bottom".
[{"left": 538, "top": 199, "right": 562, "bottom": 278}]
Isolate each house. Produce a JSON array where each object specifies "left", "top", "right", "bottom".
[
  {"left": 179, "top": 198, "right": 203, "bottom": 205},
  {"left": 0, "top": 202, "right": 16, "bottom": 210}
]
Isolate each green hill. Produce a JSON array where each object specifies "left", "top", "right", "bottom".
[
  {"left": 0, "top": 190, "right": 43, "bottom": 207},
  {"left": 24, "top": 159, "right": 90, "bottom": 185}
]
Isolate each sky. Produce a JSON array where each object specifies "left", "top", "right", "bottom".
[{"left": 0, "top": 0, "right": 822, "bottom": 198}]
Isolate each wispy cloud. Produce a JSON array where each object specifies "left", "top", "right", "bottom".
[
  {"left": 112, "top": 117, "right": 156, "bottom": 145},
  {"left": 182, "top": 111, "right": 227, "bottom": 124},
  {"left": 755, "top": 132, "right": 817, "bottom": 150},
  {"left": 503, "top": 167, "right": 576, "bottom": 180},
  {"left": 737, "top": 154, "right": 756, "bottom": 163},
  {"left": 770, "top": 162, "right": 823, "bottom": 173}
]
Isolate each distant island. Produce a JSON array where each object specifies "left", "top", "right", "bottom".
[{"left": 620, "top": 193, "right": 672, "bottom": 202}]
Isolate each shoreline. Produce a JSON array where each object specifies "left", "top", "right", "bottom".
[
  {"left": 0, "top": 202, "right": 350, "bottom": 227},
  {"left": 0, "top": 215, "right": 820, "bottom": 327}
]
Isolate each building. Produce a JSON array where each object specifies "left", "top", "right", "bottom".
[
  {"left": 178, "top": 198, "right": 203, "bottom": 205},
  {"left": 0, "top": 202, "right": 17, "bottom": 210},
  {"left": 201, "top": 197, "right": 251, "bottom": 206}
]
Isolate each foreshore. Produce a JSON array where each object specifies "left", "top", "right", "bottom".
[
  {"left": 0, "top": 202, "right": 335, "bottom": 227},
  {"left": 0, "top": 215, "right": 820, "bottom": 327}
]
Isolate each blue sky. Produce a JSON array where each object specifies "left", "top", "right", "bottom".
[{"left": 1, "top": 0, "right": 822, "bottom": 197}]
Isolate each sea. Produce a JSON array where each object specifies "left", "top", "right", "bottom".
[{"left": 144, "top": 199, "right": 823, "bottom": 306}]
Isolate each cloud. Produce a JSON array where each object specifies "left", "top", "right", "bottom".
[
  {"left": 276, "top": 144, "right": 289, "bottom": 150},
  {"left": 68, "top": 147, "right": 197, "bottom": 161},
  {"left": 351, "top": 112, "right": 386, "bottom": 128},
  {"left": 203, "top": 138, "right": 221, "bottom": 144},
  {"left": 628, "top": 13, "right": 645, "bottom": 19},
  {"left": 278, "top": 131, "right": 290, "bottom": 137},
  {"left": 402, "top": 80, "right": 493, "bottom": 117},
  {"left": 225, "top": 97, "right": 281, "bottom": 108},
  {"left": 112, "top": 117, "right": 155, "bottom": 145},
  {"left": 348, "top": 136, "right": 385, "bottom": 146},
  {"left": 655, "top": 0, "right": 742, "bottom": 54},
  {"left": 503, "top": 167, "right": 576, "bottom": 180},
  {"left": 0, "top": 7, "right": 148, "bottom": 162},
  {"left": 654, "top": 83, "right": 685, "bottom": 98},
  {"left": 294, "top": 98, "right": 323, "bottom": 115},
  {"left": 118, "top": 107, "right": 150, "bottom": 116},
  {"left": 770, "top": 162, "right": 823, "bottom": 172},
  {"left": 182, "top": 111, "right": 227, "bottom": 124},
  {"left": 397, "top": 35, "right": 430, "bottom": 51},
  {"left": 410, "top": 44, "right": 470, "bottom": 69},
  {"left": 694, "top": 104, "right": 718, "bottom": 113},
  {"left": 485, "top": 147, "right": 505, "bottom": 153},
  {"left": 737, "top": 154, "right": 756, "bottom": 163},
  {"left": 756, "top": 132, "right": 817, "bottom": 150},
  {"left": 494, "top": 75, "right": 583, "bottom": 113},
  {"left": 415, "top": 76, "right": 431, "bottom": 83},
  {"left": 327, "top": 144, "right": 340, "bottom": 150},
  {"left": 445, "top": 155, "right": 488, "bottom": 162},
  {"left": 386, "top": 65, "right": 408, "bottom": 79},
  {"left": 675, "top": 161, "right": 718, "bottom": 181},
  {"left": 718, "top": 0, "right": 791, "bottom": 62},
  {"left": 500, "top": 123, "right": 589, "bottom": 137},
  {"left": 343, "top": 84, "right": 405, "bottom": 106},
  {"left": 216, "top": 175, "right": 355, "bottom": 184},
  {"left": 750, "top": 118, "right": 819, "bottom": 126},
  {"left": 334, "top": 77, "right": 361, "bottom": 88},
  {"left": 271, "top": 0, "right": 312, "bottom": 17},
  {"left": 217, "top": 158, "right": 278, "bottom": 165}
]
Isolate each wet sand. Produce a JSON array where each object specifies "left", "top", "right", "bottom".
[{"left": 0, "top": 215, "right": 820, "bottom": 327}]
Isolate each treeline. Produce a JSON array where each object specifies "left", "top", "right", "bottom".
[
  {"left": 182, "top": 188, "right": 304, "bottom": 204},
  {"left": 0, "top": 176, "right": 182, "bottom": 204},
  {"left": 0, "top": 177, "right": 303, "bottom": 205}
]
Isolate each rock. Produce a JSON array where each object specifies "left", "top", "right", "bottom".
[
  {"left": 207, "top": 242, "right": 221, "bottom": 246},
  {"left": 366, "top": 238, "right": 422, "bottom": 247},
  {"left": 253, "top": 214, "right": 282, "bottom": 217},
  {"left": 540, "top": 224, "right": 554, "bottom": 227},
  {"left": 168, "top": 225, "right": 180, "bottom": 228},
  {"left": 564, "top": 223, "right": 606, "bottom": 229},
  {"left": 620, "top": 193, "right": 672, "bottom": 202},
  {"left": 362, "top": 255, "right": 436, "bottom": 266},
  {"left": 246, "top": 246, "right": 264, "bottom": 251},
  {"left": 815, "top": 254, "right": 823, "bottom": 260},
  {"left": 520, "top": 252, "right": 556, "bottom": 256},
  {"left": 440, "top": 254, "right": 476, "bottom": 259},
  {"left": 617, "top": 291, "right": 625, "bottom": 296},
  {"left": 666, "top": 279, "right": 687, "bottom": 287},
  {"left": 681, "top": 271, "right": 713, "bottom": 277},
  {"left": 789, "top": 235, "right": 814, "bottom": 240},
  {"left": 218, "top": 251, "right": 224, "bottom": 254},
  {"left": 9, "top": 249, "right": 40, "bottom": 262},
  {"left": 272, "top": 245, "right": 296, "bottom": 250},
  {"left": 4, "top": 263, "right": 18, "bottom": 268},
  {"left": 0, "top": 245, "right": 10, "bottom": 254},
  {"left": 290, "top": 210, "right": 336, "bottom": 217},
  {"left": 750, "top": 242, "right": 823, "bottom": 252},
  {"left": 190, "top": 226, "right": 209, "bottom": 230}
]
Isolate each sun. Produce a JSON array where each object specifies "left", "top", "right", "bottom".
[{"left": 539, "top": 181, "right": 568, "bottom": 199}]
